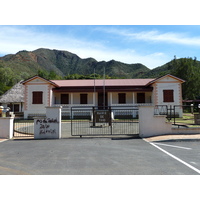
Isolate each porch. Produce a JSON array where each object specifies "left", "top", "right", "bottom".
[{"left": 52, "top": 91, "right": 153, "bottom": 119}]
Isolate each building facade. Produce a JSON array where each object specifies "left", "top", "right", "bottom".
[{"left": 22, "top": 74, "right": 185, "bottom": 119}]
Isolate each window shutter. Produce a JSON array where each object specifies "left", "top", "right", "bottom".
[
  {"left": 163, "top": 90, "right": 174, "bottom": 102},
  {"left": 61, "top": 94, "right": 69, "bottom": 104},
  {"left": 118, "top": 93, "right": 126, "bottom": 104},
  {"left": 32, "top": 91, "right": 43, "bottom": 104},
  {"left": 137, "top": 93, "right": 145, "bottom": 103},
  {"left": 80, "top": 94, "right": 88, "bottom": 104}
]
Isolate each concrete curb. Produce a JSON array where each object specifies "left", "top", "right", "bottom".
[{"left": 144, "top": 134, "right": 200, "bottom": 142}]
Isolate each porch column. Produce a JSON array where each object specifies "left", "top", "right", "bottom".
[
  {"left": 70, "top": 93, "right": 73, "bottom": 105},
  {"left": 110, "top": 93, "right": 113, "bottom": 106},
  {"left": 93, "top": 92, "right": 96, "bottom": 106},
  {"left": 133, "top": 92, "right": 135, "bottom": 104},
  {"left": 70, "top": 93, "right": 74, "bottom": 119}
]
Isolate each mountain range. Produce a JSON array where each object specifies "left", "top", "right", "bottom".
[{"left": 0, "top": 48, "right": 173, "bottom": 80}]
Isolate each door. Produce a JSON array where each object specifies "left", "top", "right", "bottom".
[
  {"left": 137, "top": 93, "right": 145, "bottom": 103},
  {"left": 98, "top": 92, "right": 108, "bottom": 109},
  {"left": 61, "top": 94, "right": 69, "bottom": 104},
  {"left": 14, "top": 104, "right": 20, "bottom": 112}
]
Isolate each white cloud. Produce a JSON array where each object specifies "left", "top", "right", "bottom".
[
  {"left": 0, "top": 26, "right": 105, "bottom": 54},
  {"left": 99, "top": 27, "right": 200, "bottom": 47},
  {"left": 73, "top": 47, "right": 169, "bottom": 69}
]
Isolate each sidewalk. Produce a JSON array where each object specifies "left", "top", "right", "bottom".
[
  {"left": 0, "top": 139, "right": 8, "bottom": 143},
  {"left": 2, "top": 134, "right": 200, "bottom": 142},
  {"left": 145, "top": 134, "right": 200, "bottom": 142}
]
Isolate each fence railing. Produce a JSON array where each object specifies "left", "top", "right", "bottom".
[
  {"left": 13, "top": 118, "right": 34, "bottom": 137},
  {"left": 154, "top": 105, "right": 200, "bottom": 128},
  {"left": 69, "top": 106, "right": 139, "bottom": 136}
]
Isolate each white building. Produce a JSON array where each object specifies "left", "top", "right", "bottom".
[{"left": 21, "top": 74, "right": 185, "bottom": 119}]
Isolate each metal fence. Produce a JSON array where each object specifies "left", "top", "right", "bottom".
[
  {"left": 13, "top": 118, "right": 34, "bottom": 138},
  {"left": 154, "top": 105, "right": 200, "bottom": 128},
  {"left": 69, "top": 106, "right": 139, "bottom": 136}
]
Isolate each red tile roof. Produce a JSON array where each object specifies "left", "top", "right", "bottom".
[{"left": 51, "top": 79, "right": 155, "bottom": 87}]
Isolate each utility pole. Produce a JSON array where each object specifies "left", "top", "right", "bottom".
[
  {"left": 94, "top": 66, "right": 96, "bottom": 107},
  {"left": 103, "top": 66, "right": 105, "bottom": 109}
]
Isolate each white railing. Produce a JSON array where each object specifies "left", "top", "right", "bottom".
[
  {"left": 53, "top": 104, "right": 95, "bottom": 108},
  {"left": 53, "top": 103, "right": 153, "bottom": 119},
  {"left": 53, "top": 104, "right": 95, "bottom": 119},
  {"left": 111, "top": 103, "right": 153, "bottom": 107},
  {"left": 54, "top": 103, "right": 153, "bottom": 109}
]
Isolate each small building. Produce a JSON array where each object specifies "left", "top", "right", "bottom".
[
  {"left": 0, "top": 81, "right": 24, "bottom": 117},
  {"left": 21, "top": 74, "right": 185, "bottom": 119}
]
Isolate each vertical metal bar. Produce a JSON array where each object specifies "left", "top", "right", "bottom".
[
  {"left": 169, "top": 105, "right": 172, "bottom": 121},
  {"left": 94, "top": 67, "right": 96, "bottom": 106},
  {"left": 103, "top": 66, "right": 105, "bottom": 109},
  {"left": 13, "top": 118, "right": 15, "bottom": 137},
  {"left": 92, "top": 106, "right": 95, "bottom": 127},
  {"left": 109, "top": 106, "right": 112, "bottom": 135},
  {"left": 174, "top": 105, "right": 176, "bottom": 124},
  {"left": 71, "top": 107, "right": 73, "bottom": 136}
]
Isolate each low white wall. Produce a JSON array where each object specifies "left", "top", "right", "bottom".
[
  {"left": 0, "top": 117, "right": 14, "bottom": 139},
  {"left": 139, "top": 106, "right": 172, "bottom": 137},
  {"left": 172, "top": 127, "right": 200, "bottom": 134}
]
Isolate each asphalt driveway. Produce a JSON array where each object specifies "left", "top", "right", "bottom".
[{"left": 0, "top": 137, "right": 200, "bottom": 175}]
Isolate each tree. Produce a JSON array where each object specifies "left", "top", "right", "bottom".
[
  {"left": 0, "top": 67, "right": 18, "bottom": 95},
  {"left": 171, "top": 57, "right": 200, "bottom": 100},
  {"left": 37, "top": 69, "right": 62, "bottom": 80}
]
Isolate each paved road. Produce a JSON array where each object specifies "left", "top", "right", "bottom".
[{"left": 0, "top": 137, "right": 199, "bottom": 175}]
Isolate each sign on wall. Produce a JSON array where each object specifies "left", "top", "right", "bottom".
[
  {"left": 34, "top": 117, "right": 60, "bottom": 139},
  {"left": 94, "top": 110, "right": 110, "bottom": 123}
]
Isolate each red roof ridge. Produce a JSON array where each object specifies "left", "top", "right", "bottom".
[{"left": 51, "top": 78, "right": 155, "bottom": 87}]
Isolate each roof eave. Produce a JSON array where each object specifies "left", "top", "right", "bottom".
[
  {"left": 146, "top": 74, "right": 185, "bottom": 86},
  {"left": 22, "top": 75, "right": 59, "bottom": 87}
]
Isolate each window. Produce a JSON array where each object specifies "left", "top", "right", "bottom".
[
  {"left": 80, "top": 94, "right": 88, "bottom": 104},
  {"left": 118, "top": 93, "right": 126, "bottom": 104},
  {"left": 61, "top": 94, "right": 69, "bottom": 104},
  {"left": 163, "top": 90, "right": 174, "bottom": 102},
  {"left": 32, "top": 91, "right": 43, "bottom": 104}
]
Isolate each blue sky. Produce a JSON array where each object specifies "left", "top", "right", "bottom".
[{"left": 1, "top": 25, "right": 200, "bottom": 69}]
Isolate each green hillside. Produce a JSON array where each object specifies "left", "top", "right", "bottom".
[
  {"left": 0, "top": 48, "right": 150, "bottom": 78},
  {"left": 0, "top": 48, "right": 200, "bottom": 100},
  {"left": 0, "top": 48, "right": 150, "bottom": 94}
]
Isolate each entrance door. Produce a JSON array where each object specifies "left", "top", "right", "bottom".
[
  {"left": 61, "top": 94, "right": 69, "bottom": 104},
  {"left": 14, "top": 104, "right": 20, "bottom": 112},
  {"left": 137, "top": 93, "right": 145, "bottom": 103},
  {"left": 98, "top": 92, "right": 108, "bottom": 109}
]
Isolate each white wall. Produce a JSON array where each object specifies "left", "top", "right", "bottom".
[
  {"left": 111, "top": 92, "right": 133, "bottom": 104},
  {"left": 156, "top": 83, "right": 180, "bottom": 105},
  {"left": 34, "top": 106, "right": 62, "bottom": 139},
  {"left": 139, "top": 106, "right": 172, "bottom": 137},
  {"left": 152, "top": 76, "right": 182, "bottom": 106},
  {"left": 0, "top": 117, "right": 14, "bottom": 139},
  {"left": 53, "top": 92, "right": 95, "bottom": 105},
  {"left": 110, "top": 92, "right": 152, "bottom": 105},
  {"left": 24, "top": 85, "right": 49, "bottom": 118}
]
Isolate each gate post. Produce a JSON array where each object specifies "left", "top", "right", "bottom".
[
  {"left": 139, "top": 106, "right": 172, "bottom": 137},
  {"left": 34, "top": 106, "right": 62, "bottom": 139},
  {"left": 0, "top": 117, "right": 14, "bottom": 139}
]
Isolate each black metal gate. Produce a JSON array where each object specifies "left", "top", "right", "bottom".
[
  {"left": 70, "top": 106, "right": 139, "bottom": 136},
  {"left": 13, "top": 118, "right": 34, "bottom": 138}
]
